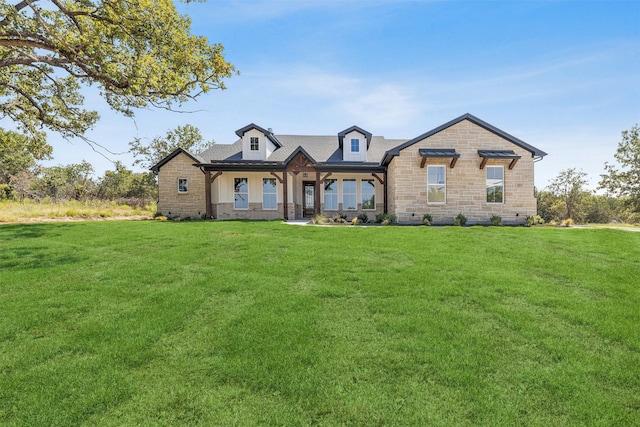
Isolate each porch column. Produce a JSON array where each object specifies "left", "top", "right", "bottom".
[
  {"left": 204, "top": 170, "right": 212, "bottom": 219},
  {"left": 315, "top": 171, "right": 321, "bottom": 216},
  {"left": 283, "top": 171, "right": 289, "bottom": 220},
  {"left": 384, "top": 171, "right": 388, "bottom": 214}
]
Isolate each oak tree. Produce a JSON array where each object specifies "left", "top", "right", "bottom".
[
  {"left": 0, "top": 128, "right": 51, "bottom": 182},
  {"left": 599, "top": 125, "right": 640, "bottom": 213},
  {"left": 0, "top": 0, "right": 235, "bottom": 151},
  {"left": 129, "top": 124, "right": 214, "bottom": 169},
  {"left": 546, "top": 168, "right": 590, "bottom": 221}
]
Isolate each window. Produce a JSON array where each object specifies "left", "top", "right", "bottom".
[
  {"left": 486, "top": 166, "right": 504, "bottom": 203},
  {"left": 250, "top": 137, "right": 259, "bottom": 151},
  {"left": 351, "top": 138, "right": 360, "bottom": 153},
  {"left": 234, "top": 178, "right": 248, "bottom": 209},
  {"left": 177, "top": 178, "right": 188, "bottom": 193},
  {"left": 427, "top": 166, "right": 445, "bottom": 203},
  {"left": 262, "top": 178, "right": 277, "bottom": 210},
  {"left": 361, "top": 180, "right": 375, "bottom": 210},
  {"left": 343, "top": 179, "right": 357, "bottom": 210},
  {"left": 324, "top": 179, "right": 338, "bottom": 210}
]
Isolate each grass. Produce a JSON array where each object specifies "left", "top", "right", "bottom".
[
  {"left": 0, "top": 200, "right": 155, "bottom": 223},
  {"left": 0, "top": 221, "right": 639, "bottom": 426}
]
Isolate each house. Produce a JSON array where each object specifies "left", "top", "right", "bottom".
[{"left": 151, "top": 113, "right": 547, "bottom": 224}]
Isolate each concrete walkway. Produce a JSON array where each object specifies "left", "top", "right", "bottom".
[{"left": 284, "top": 219, "right": 311, "bottom": 226}]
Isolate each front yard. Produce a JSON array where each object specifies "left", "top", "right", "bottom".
[{"left": 0, "top": 221, "right": 638, "bottom": 425}]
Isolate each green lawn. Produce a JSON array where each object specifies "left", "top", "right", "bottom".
[{"left": 1, "top": 221, "right": 638, "bottom": 426}]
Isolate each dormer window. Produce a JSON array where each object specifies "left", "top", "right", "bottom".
[
  {"left": 250, "top": 137, "right": 259, "bottom": 151},
  {"left": 339, "top": 126, "right": 371, "bottom": 162}
]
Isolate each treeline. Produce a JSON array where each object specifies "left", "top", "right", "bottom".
[
  {"left": 536, "top": 125, "right": 640, "bottom": 225},
  {"left": 0, "top": 125, "right": 215, "bottom": 208},
  {"left": 536, "top": 182, "right": 637, "bottom": 225},
  {"left": 2, "top": 124, "right": 638, "bottom": 224},
  {"left": 0, "top": 161, "right": 157, "bottom": 208}
]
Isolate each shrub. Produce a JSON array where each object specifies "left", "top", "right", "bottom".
[
  {"left": 423, "top": 213, "right": 432, "bottom": 226},
  {"left": 490, "top": 215, "right": 502, "bottom": 226},
  {"left": 357, "top": 213, "right": 369, "bottom": 224},
  {"left": 312, "top": 214, "right": 329, "bottom": 224},
  {"left": 0, "top": 184, "right": 17, "bottom": 201},
  {"left": 375, "top": 213, "right": 396, "bottom": 224},
  {"left": 330, "top": 213, "right": 347, "bottom": 223},
  {"left": 628, "top": 213, "right": 640, "bottom": 224},
  {"left": 535, "top": 215, "right": 545, "bottom": 225},
  {"left": 562, "top": 218, "right": 574, "bottom": 227},
  {"left": 454, "top": 213, "right": 467, "bottom": 226},
  {"left": 351, "top": 217, "right": 359, "bottom": 225},
  {"left": 155, "top": 215, "right": 168, "bottom": 221},
  {"left": 526, "top": 215, "right": 535, "bottom": 227}
]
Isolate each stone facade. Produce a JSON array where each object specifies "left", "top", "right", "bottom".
[
  {"left": 319, "top": 203, "right": 384, "bottom": 220},
  {"left": 153, "top": 116, "right": 543, "bottom": 223},
  {"left": 157, "top": 152, "right": 206, "bottom": 219},
  {"left": 215, "top": 203, "right": 285, "bottom": 220},
  {"left": 388, "top": 119, "right": 536, "bottom": 224}
]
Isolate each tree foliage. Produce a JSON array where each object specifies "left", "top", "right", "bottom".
[
  {"left": 0, "top": 0, "right": 235, "bottom": 148},
  {"left": 29, "top": 160, "right": 95, "bottom": 201},
  {"left": 4, "top": 159, "right": 157, "bottom": 203},
  {"left": 545, "top": 168, "right": 590, "bottom": 221},
  {"left": 599, "top": 125, "right": 640, "bottom": 213},
  {"left": 0, "top": 128, "right": 52, "bottom": 182},
  {"left": 97, "top": 161, "right": 156, "bottom": 199},
  {"left": 129, "top": 124, "right": 214, "bottom": 169}
]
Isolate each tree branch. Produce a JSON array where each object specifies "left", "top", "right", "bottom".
[{"left": 0, "top": 81, "right": 46, "bottom": 121}]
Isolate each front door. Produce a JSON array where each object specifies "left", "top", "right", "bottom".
[{"left": 303, "top": 181, "right": 315, "bottom": 218}]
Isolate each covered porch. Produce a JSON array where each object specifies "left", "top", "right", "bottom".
[{"left": 198, "top": 149, "right": 387, "bottom": 221}]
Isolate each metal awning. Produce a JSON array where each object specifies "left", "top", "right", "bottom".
[
  {"left": 419, "top": 148, "right": 460, "bottom": 168},
  {"left": 477, "top": 150, "right": 521, "bottom": 170}
]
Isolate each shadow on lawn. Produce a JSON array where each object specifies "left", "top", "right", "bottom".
[
  {"left": 0, "top": 247, "right": 84, "bottom": 271},
  {"left": 0, "top": 223, "right": 57, "bottom": 240},
  {"left": 0, "top": 224, "right": 84, "bottom": 270}
]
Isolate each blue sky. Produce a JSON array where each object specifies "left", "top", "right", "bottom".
[{"left": 43, "top": 0, "right": 640, "bottom": 190}]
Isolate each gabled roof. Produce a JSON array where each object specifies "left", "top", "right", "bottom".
[
  {"left": 157, "top": 114, "right": 545, "bottom": 172},
  {"left": 338, "top": 125, "right": 373, "bottom": 149},
  {"left": 235, "top": 123, "right": 283, "bottom": 148},
  {"left": 283, "top": 146, "right": 318, "bottom": 165},
  {"left": 382, "top": 113, "right": 547, "bottom": 164},
  {"left": 199, "top": 134, "right": 403, "bottom": 165},
  {"left": 150, "top": 147, "right": 202, "bottom": 172}
]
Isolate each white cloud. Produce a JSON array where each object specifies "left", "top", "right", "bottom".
[
  {"left": 262, "top": 68, "right": 423, "bottom": 130},
  {"left": 342, "top": 84, "right": 421, "bottom": 128}
]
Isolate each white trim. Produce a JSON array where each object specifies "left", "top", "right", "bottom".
[
  {"left": 426, "top": 165, "right": 446, "bottom": 204},
  {"left": 342, "top": 179, "right": 357, "bottom": 210},
  {"left": 262, "top": 178, "right": 277, "bottom": 210},
  {"left": 486, "top": 165, "right": 505, "bottom": 204},
  {"left": 250, "top": 136, "right": 259, "bottom": 151},
  {"left": 351, "top": 138, "right": 360, "bottom": 153},
  {"left": 323, "top": 179, "right": 339, "bottom": 211},
  {"left": 177, "top": 178, "right": 188, "bottom": 194},
  {"left": 361, "top": 179, "right": 376, "bottom": 211},
  {"left": 234, "top": 177, "right": 249, "bottom": 210}
]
